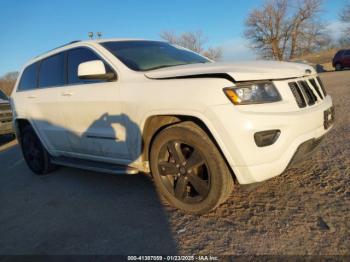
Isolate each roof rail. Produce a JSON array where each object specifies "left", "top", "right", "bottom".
[
  {"left": 68, "top": 40, "right": 81, "bottom": 45},
  {"left": 34, "top": 40, "right": 82, "bottom": 58},
  {"left": 51, "top": 40, "right": 81, "bottom": 51}
]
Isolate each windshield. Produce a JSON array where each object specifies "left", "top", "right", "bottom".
[
  {"left": 101, "top": 41, "right": 210, "bottom": 71},
  {"left": 0, "top": 90, "right": 8, "bottom": 101}
]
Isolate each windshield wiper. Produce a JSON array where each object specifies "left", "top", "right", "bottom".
[
  {"left": 146, "top": 63, "right": 190, "bottom": 71},
  {"left": 146, "top": 60, "right": 211, "bottom": 71}
]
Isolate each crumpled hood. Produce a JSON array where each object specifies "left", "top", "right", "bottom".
[{"left": 145, "top": 61, "right": 316, "bottom": 82}]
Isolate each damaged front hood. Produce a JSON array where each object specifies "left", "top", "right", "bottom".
[{"left": 145, "top": 61, "right": 316, "bottom": 82}]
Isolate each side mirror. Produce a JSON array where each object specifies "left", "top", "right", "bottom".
[{"left": 78, "top": 60, "right": 116, "bottom": 81}]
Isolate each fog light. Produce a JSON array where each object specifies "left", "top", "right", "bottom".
[{"left": 254, "top": 130, "right": 281, "bottom": 147}]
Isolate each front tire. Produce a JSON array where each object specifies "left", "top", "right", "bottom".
[
  {"left": 150, "top": 121, "right": 234, "bottom": 214},
  {"left": 21, "top": 125, "right": 56, "bottom": 175}
]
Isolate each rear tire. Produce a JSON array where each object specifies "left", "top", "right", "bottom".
[
  {"left": 21, "top": 125, "right": 56, "bottom": 175},
  {"left": 150, "top": 121, "right": 234, "bottom": 214},
  {"left": 335, "top": 63, "right": 342, "bottom": 71}
]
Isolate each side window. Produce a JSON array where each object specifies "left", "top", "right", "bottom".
[
  {"left": 17, "top": 62, "right": 38, "bottom": 91},
  {"left": 335, "top": 51, "right": 343, "bottom": 58},
  {"left": 67, "top": 47, "right": 114, "bottom": 85},
  {"left": 38, "top": 53, "right": 65, "bottom": 88},
  {"left": 343, "top": 50, "right": 350, "bottom": 56}
]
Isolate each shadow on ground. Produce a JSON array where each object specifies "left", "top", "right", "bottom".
[
  {"left": 0, "top": 134, "right": 15, "bottom": 147},
  {"left": 0, "top": 152, "right": 177, "bottom": 255}
]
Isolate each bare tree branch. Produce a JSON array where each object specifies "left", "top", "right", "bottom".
[
  {"left": 340, "top": 3, "right": 350, "bottom": 22},
  {"left": 0, "top": 72, "right": 18, "bottom": 96},
  {"left": 340, "top": 2, "right": 350, "bottom": 43},
  {"left": 160, "top": 30, "right": 222, "bottom": 60},
  {"left": 202, "top": 47, "right": 223, "bottom": 60},
  {"left": 244, "top": 0, "right": 324, "bottom": 60}
]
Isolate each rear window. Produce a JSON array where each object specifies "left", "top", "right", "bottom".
[
  {"left": 336, "top": 51, "right": 344, "bottom": 56},
  {"left": 343, "top": 50, "right": 350, "bottom": 56},
  {"left": 38, "top": 53, "right": 65, "bottom": 88},
  {"left": 18, "top": 62, "right": 39, "bottom": 91}
]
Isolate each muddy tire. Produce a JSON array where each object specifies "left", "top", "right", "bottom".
[{"left": 150, "top": 121, "right": 234, "bottom": 214}]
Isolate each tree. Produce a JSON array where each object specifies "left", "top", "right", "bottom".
[
  {"left": 244, "top": 0, "right": 289, "bottom": 60},
  {"left": 202, "top": 47, "right": 223, "bottom": 61},
  {"left": 340, "top": 2, "right": 350, "bottom": 45},
  {"left": 340, "top": 3, "right": 350, "bottom": 23},
  {"left": 244, "top": 0, "right": 325, "bottom": 60},
  {"left": 160, "top": 30, "right": 222, "bottom": 60},
  {"left": 0, "top": 72, "right": 18, "bottom": 96}
]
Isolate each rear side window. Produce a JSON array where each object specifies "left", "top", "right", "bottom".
[
  {"left": 17, "top": 62, "right": 38, "bottom": 91},
  {"left": 38, "top": 53, "right": 65, "bottom": 88},
  {"left": 67, "top": 47, "right": 113, "bottom": 84},
  {"left": 335, "top": 51, "right": 343, "bottom": 58}
]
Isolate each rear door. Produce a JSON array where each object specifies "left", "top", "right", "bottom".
[
  {"left": 34, "top": 52, "right": 71, "bottom": 152},
  {"left": 15, "top": 54, "right": 70, "bottom": 152}
]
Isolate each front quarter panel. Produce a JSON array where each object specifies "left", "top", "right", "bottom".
[{"left": 120, "top": 77, "right": 232, "bottom": 161}]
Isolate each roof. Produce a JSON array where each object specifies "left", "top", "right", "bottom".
[
  {"left": 34, "top": 38, "right": 158, "bottom": 58},
  {"left": 25, "top": 38, "right": 168, "bottom": 69}
]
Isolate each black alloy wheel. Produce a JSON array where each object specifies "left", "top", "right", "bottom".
[
  {"left": 21, "top": 125, "right": 56, "bottom": 175},
  {"left": 157, "top": 140, "right": 210, "bottom": 203},
  {"left": 150, "top": 121, "right": 234, "bottom": 214}
]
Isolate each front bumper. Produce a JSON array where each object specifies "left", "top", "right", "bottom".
[
  {"left": 286, "top": 135, "right": 325, "bottom": 169},
  {"left": 205, "top": 95, "right": 333, "bottom": 184}
]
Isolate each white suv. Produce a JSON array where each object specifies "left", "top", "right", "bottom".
[{"left": 11, "top": 39, "right": 334, "bottom": 213}]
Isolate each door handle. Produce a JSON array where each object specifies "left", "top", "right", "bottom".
[
  {"left": 61, "top": 92, "right": 74, "bottom": 97},
  {"left": 27, "top": 95, "right": 37, "bottom": 99}
]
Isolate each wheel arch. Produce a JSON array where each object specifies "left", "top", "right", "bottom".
[
  {"left": 140, "top": 113, "right": 238, "bottom": 183},
  {"left": 13, "top": 118, "right": 31, "bottom": 143},
  {"left": 14, "top": 118, "right": 51, "bottom": 153}
]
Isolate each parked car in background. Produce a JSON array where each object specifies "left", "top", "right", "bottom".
[
  {"left": 0, "top": 89, "right": 14, "bottom": 136},
  {"left": 11, "top": 39, "right": 334, "bottom": 214},
  {"left": 332, "top": 49, "right": 350, "bottom": 71}
]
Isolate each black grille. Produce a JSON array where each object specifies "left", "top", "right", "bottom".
[
  {"left": 0, "top": 103, "right": 11, "bottom": 111},
  {"left": 309, "top": 78, "right": 323, "bottom": 99},
  {"left": 316, "top": 76, "right": 327, "bottom": 97},
  {"left": 289, "top": 82, "right": 306, "bottom": 108},
  {"left": 0, "top": 112, "right": 12, "bottom": 118},
  {"left": 298, "top": 80, "right": 317, "bottom": 105},
  {"left": 0, "top": 103, "right": 12, "bottom": 122}
]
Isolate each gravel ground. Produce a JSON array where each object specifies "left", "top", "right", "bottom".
[{"left": 165, "top": 70, "right": 350, "bottom": 255}]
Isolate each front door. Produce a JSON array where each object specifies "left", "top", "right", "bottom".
[{"left": 59, "top": 47, "right": 132, "bottom": 162}]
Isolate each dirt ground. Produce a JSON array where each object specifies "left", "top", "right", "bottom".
[
  {"left": 165, "top": 70, "right": 350, "bottom": 255},
  {"left": 0, "top": 71, "right": 349, "bottom": 256}
]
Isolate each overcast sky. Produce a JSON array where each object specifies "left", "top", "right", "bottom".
[{"left": 0, "top": 0, "right": 347, "bottom": 76}]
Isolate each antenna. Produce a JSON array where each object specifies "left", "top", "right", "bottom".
[
  {"left": 97, "top": 32, "right": 102, "bottom": 39},
  {"left": 88, "top": 32, "right": 94, "bottom": 39}
]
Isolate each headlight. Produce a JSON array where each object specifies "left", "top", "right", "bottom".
[{"left": 223, "top": 82, "right": 281, "bottom": 105}]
